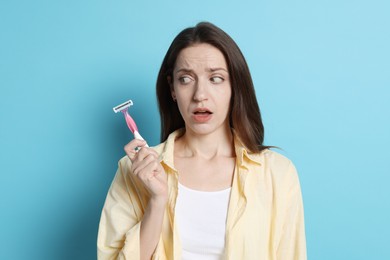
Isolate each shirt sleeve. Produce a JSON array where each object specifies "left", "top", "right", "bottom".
[
  {"left": 276, "top": 161, "right": 307, "bottom": 260},
  {"left": 97, "top": 158, "right": 144, "bottom": 260}
]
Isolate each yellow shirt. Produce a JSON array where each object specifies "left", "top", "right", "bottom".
[{"left": 97, "top": 130, "right": 307, "bottom": 259}]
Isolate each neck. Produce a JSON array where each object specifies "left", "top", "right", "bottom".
[{"left": 176, "top": 126, "right": 235, "bottom": 159}]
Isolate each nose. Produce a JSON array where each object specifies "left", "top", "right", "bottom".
[{"left": 193, "top": 79, "right": 208, "bottom": 102}]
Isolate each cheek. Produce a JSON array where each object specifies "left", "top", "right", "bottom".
[
  {"left": 220, "top": 85, "right": 232, "bottom": 107},
  {"left": 173, "top": 85, "right": 193, "bottom": 107},
  {"left": 223, "top": 89, "right": 233, "bottom": 115},
  {"left": 175, "top": 98, "right": 188, "bottom": 118}
]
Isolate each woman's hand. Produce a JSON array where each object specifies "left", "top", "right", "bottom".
[
  {"left": 124, "top": 139, "right": 168, "bottom": 205},
  {"left": 124, "top": 139, "right": 168, "bottom": 259}
]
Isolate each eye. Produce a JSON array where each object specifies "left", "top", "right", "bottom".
[
  {"left": 178, "top": 76, "right": 192, "bottom": 84},
  {"left": 210, "top": 76, "right": 224, "bottom": 84}
]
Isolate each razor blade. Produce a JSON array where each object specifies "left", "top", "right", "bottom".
[{"left": 113, "top": 100, "right": 133, "bottom": 113}]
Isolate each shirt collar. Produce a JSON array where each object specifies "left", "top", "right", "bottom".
[
  {"left": 233, "top": 131, "right": 264, "bottom": 167},
  {"left": 158, "top": 129, "right": 183, "bottom": 171},
  {"left": 158, "top": 128, "right": 264, "bottom": 171}
]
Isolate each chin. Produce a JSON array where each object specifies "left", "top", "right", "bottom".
[{"left": 185, "top": 123, "right": 228, "bottom": 136}]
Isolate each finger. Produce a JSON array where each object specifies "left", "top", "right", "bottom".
[
  {"left": 124, "top": 139, "right": 147, "bottom": 153},
  {"left": 141, "top": 147, "right": 159, "bottom": 158},
  {"left": 137, "top": 160, "right": 162, "bottom": 182},
  {"left": 124, "top": 139, "right": 147, "bottom": 161},
  {"left": 131, "top": 153, "right": 157, "bottom": 176},
  {"left": 135, "top": 147, "right": 159, "bottom": 162}
]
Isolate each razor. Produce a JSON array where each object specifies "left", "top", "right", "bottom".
[{"left": 113, "top": 100, "right": 148, "bottom": 146}]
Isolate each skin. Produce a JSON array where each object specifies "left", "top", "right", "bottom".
[
  {"left": 124, "top": 139, "right": 167, "bottom": 260},
  {"left": 171, "top": 43, "right": 235, "bottom": 191},
  {"left": 124, "top": 43, "right": 235, "bottom": 259}
]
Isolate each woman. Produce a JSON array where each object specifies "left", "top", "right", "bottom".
[{"left": 98, "top": 22, "right": 306, "bottom": 260}]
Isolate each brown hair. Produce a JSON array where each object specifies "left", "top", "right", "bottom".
[{"left": 156, "top": 22, "right": 269, "bottom": 153}]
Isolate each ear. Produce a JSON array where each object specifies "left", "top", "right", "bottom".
[
  {"left": 171, "top": 90, "right": 176, "bottom": 101},
  {"left": 167, "top": 76, "right": 176, "bottom": 101},
  {"left": 167, "top": 76, "right": 173, "bottom": 88}
]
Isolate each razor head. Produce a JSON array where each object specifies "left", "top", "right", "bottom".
[{"left": 113, "top": 100, "right": 133, "bottom": 113}]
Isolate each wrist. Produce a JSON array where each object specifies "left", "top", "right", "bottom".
[{"left": 149, "top": 196, "right": 168, "bottom": 209}]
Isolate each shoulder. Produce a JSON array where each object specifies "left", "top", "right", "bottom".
[
  {"left": 258, "top": 149, "right": 299, "bottom": 183},
  {"left": 261, "top": 149, "right": 294, "bottom": 170}
]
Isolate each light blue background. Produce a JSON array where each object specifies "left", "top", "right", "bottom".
[{"left": 1, "top": 0, "right": 389, "bottom": 259}]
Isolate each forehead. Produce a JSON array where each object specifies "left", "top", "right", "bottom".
[{"left": 174, "top": 43, "right": 227, "bottom": 70}]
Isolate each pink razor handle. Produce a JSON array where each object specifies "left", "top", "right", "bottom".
[{"left": 122, "top": 110, "right": 149, "bottom": 147}]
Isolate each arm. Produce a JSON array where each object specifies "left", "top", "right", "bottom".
[
  {"left": 97, "top": 139, "right": 168, "bottom": 260},
  {"left": 97, "top": 160, "right": 144, "bottom": 259},
  {"left": 140, "top": 198, "right": 166, "bottom": 260},
  {"left": 276, "top": 162, "right": 307, "bottom": 260}
]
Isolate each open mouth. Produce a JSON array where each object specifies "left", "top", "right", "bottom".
[
  {"left": 193, "top": 108, "right": 213, "bottom": 115},
  {"left": 193, "top": 110, "right": 212, "bottom": 115},
  {"left": 192, "top": 109, "right": 213, "bottom": 122}
]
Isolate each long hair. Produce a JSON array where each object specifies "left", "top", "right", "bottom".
[{"left": 156, "top": 22, "right": 269, "bottom": 153}]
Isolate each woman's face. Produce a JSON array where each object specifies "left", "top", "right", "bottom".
[{"left": 171, "top": 43, "right": 231, "bottom": 136}]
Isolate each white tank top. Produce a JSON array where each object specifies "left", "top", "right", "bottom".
[{"left": 175, "top": 182, "right": 231, "bottom": 260}]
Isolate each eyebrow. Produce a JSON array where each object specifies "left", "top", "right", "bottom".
[{"left": 174, "top": 67, "right": 228, "bottom": 73}]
